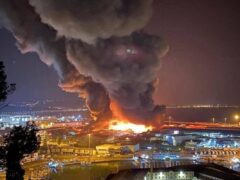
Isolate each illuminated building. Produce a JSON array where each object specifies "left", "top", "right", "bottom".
[
  {"left": 164, "top": 134, "right": 196, "bottom": 146},
  {"left": 106, "top": 164, "right": 240, "bottom": 180},
  {"left": 0, "top": 115, "right": 32, "bottom": 128},
  {"left": 145, "top": 171, "right": 195, "bottom": 180}
]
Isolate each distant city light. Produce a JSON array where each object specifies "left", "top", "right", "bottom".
[
  {"left": 159, "top": 172, "right": 165, "bottom": 178},
  {"left": 147, "top": 146, "right": 152, "bottom": 150},
  {"left": 234, "top": 114, "right": 239, "bottom": 120},
  {"left": 173, "top": 130, "right": 179, "bottom": 135},
  {"left": 179, "top": 171, "right": 185, "bottom": 178}
]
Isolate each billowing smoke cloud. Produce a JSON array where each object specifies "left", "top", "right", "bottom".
[
  {"left": 0, "top": 0, "right": 111, "bottom": 120},
  {"left": 66, "top": 33, "right": 168, "bottom": 120},
  {"left": 29, "top": 0, "right": 153, "bottom": 44},
  {"left": 60, "top": 71, "right": 111, "bottom": 120},
  {"left": 0, "top": 0, "right": 168, "bottom": 122}
]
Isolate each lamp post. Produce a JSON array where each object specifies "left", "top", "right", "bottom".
[
  {"left": 224, "top": 117, "right": 227, "bottom": 125},
  {"left": 168, "top": 116, "right": 172, "bottom": 126},
  {"left": 88, "top": 134, "right": 91, "bottom": 152},
  {"left": 88, "top": 134, "right": 91, "bottom": 163},
  {"left": 212, "top": 117, "right": 215, "bottom": 124},
  {"left": 88, "top": 134, "right": 91, "bottom": 148}
]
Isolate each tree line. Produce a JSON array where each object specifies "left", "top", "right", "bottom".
[{"left": 0, "top": 61, "right": 40, "bottom": 180}]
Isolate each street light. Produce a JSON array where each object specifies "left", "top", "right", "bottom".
[
  {"left": 234, "top": 114, "right": 239, "bottom": 126},
  {"left": 234, "top": 114, "right": 239, "bottom": 120}
]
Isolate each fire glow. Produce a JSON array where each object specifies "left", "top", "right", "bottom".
[{"left": 109, "top": 120, "right": 152, "bottom": 134}]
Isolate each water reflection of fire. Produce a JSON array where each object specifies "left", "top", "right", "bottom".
[{"left": 109, "top": 119, "right": 152, "bottom": 133}]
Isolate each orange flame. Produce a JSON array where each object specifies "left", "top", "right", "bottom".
[
  {"left": 109, "top": 119, "right": 152, "bottom": 133},
  {"left": 109, "top": 101, "right": 154, "bottom": 133}
]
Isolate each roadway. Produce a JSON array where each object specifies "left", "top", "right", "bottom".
[{"left": 161, "top": 120, "right": 240, "bottom": 132}]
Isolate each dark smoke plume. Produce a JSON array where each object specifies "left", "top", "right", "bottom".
[
  {"left": 29, "top": 0, "right": 153, "bottom": 44},
  {"left": 0, "top": 0, "right": 111, "bottom": 120},
  {"left": 0, "top": 0, "right": 168, "bottom": 122},
  {"left": 66, "top": 33, "right": 168, "bottom": 120}
]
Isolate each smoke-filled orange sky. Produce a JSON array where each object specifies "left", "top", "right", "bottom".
[{"left": 0, "top": 0, "right": 240, "bottom": 105}]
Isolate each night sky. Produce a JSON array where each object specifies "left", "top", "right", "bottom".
[{"left": 0, "top": 0, "right": 240, "bottom": 105}]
